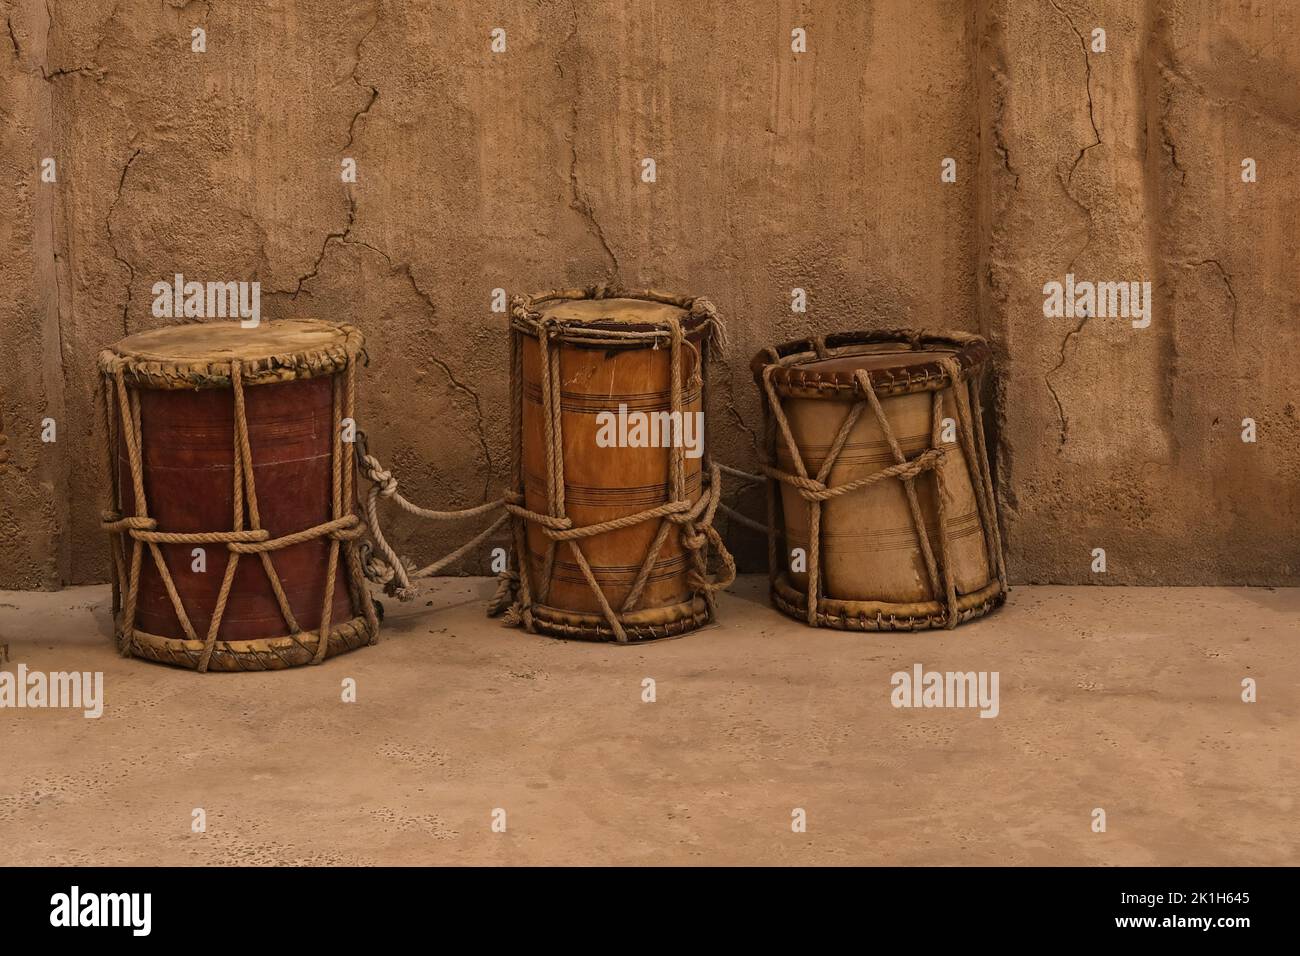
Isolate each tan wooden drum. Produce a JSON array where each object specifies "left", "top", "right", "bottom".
[
  {"left": 751, "top": 331, "right": 1007, "bottom": 630},
  {"left": 506, "top": 288, "right": 735, "bottom": 643},
  {"left": 98, "top": 319, "right": 380, "bottom": 671}
]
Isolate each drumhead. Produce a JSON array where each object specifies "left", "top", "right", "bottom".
[
  {"left": 99, "top": 319, "right": 364, "bottom": 389},
  {"left": 513, "top": 289, "right": 717, "bottom": 344},
  {"left": 753, "top": 331, "right": 990, "bottom": 400},
  {"left": 537, "top": 297, "right": 688, "bottom": 327},
  {"left": 798, "top": 344, "right": 960, "bottom": 376}
]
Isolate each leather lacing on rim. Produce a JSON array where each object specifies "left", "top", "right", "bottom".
[{"left": 752, "top": 328, "right": 992, "bottom": 401}]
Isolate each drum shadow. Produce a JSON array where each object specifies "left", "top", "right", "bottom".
[
  {"left": 90, "top": 597, "right": 116, "bottom": 641},
  {"left": 719, "top": 573, "right": 777, "bottom": 610},
  {"left": 374, "top": 577, "right": 500, "bottom": 626}
]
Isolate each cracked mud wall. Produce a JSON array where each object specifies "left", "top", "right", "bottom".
[
  {"left": 984, "top": 0, "right": 1299, "bottom": 584},
  {"left": 1, "top": 0, "right": 68, "bottom": 587},
  {"left": 0, "top": 0, "right": 1295, "bottom": 589}
]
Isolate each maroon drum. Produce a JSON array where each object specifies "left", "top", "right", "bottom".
[{"left": 98, "top": 320, "right": 378, "bottom": 671}]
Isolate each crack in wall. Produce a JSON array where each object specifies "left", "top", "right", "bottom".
[
  {"left": 106, "top": 147, "right": 142, "bottom": 335},
  {"left": 981, "top": 12, "right": 1020, "bottom": 198},
  {"left": 1049, "top": 0, "right": 1100, "bottom": 239},
  {"left": 35, "top": 0, "right": 75, "bottom": 583},
  {"left": 710, "top": 351, "right": 762, "bottom": 460},
  {"left": 36, "top": 2, "right": 117, "bottom": 82},
  {"left": 975, "top": 1, "right": 1018, "bottom": 518},
  {"left": 273, "top": 213, "right": 498, "bottom": 502},
  {"left": 348, "top": 238, "right": 497, "bottom": 500},
  {"left": 993, "top": 123, "right": 1019, "bottom": 191},
  {"left": 40, "top": 63, "right": 98, "bottom": 80},
  {"left": 1044, "top": 312, "right": 1089, "bottom": 448},
  {"left": 39, "top": 0, "right": 102, "bottom": 82},
  {"left": 1164, "top": 124, "right": 1187, "bottom": 185},
  {"left": 568, "top": 106, "right": 620, "bottom": 280},
  {"left": 48, "top": 209, "right": 69, "bottom": 482},
  {"left": 1045, "top": 0, "right": 1104, "bottom": 451},
  {"left": 1050, "top": 0, "right": 1102, "bottom": 187},
  {"left": 561, "top": 1, "right": 618, "bottom": 281},
  {"left": 265, "top": 4, "right": 494, "bottom": 500},
  {"left": 276, "top": 4, "right": 379, "bottom": 297},
  {"left": 342, "top": 5, "right": 380, "bottom": 151},
  {"left": 279, "top": 194, "right": 357, "bottom": 298},
  {"left": 976, "top": 0, "right": 1017, "bottom": 201},
  {"left": 7, "top": 16, "right": 19, "bottom": 59},
  {"left": 344, "top": 87, "right": 378, "bottom": 150}
]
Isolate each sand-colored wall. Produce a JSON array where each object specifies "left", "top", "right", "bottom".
[
  {"left": 1, "top": 0, "right": 1295, "bottom": 589},
  {"left": 986, "top": 0, "right": 1300, "bottom": 584}
]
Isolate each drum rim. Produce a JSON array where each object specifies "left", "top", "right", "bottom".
[
  {"left": 511, "top": 286, "right": 717, "bottom": 347},
  {"left": 98, "top": 318, "right": 364, "bottom": 390},
  {"left": 117, "top": 613, "right": 375, "bottom": 671},
  {"left": 524, "top": 595, "right": 712, "bottom": 643},
  {"left": 770, "top": 571, "right": 1006, "bottom": 630},
  {"left": 751, "top": 329, "right": 992, "bottom": 399}
]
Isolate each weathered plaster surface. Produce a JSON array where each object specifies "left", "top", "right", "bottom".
[{"left": 1, "top": 0, "right": 1295, "bottom": 587}]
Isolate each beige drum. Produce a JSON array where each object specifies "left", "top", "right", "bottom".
[{"left": 751, "top": 331, "right": 1007, "bottom": 630}]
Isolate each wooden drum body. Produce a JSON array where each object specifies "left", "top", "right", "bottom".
[
  {"left": 99, "top": 320, "right": 379, "bottom": 671},
  {"left": 752, "top": 331, "right": 1007, "bottom": 630},
  {"left": 507, "top": 289, "right": 734, "bottom": 643}
]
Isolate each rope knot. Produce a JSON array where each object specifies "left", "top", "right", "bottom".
[
  {"left": 328, "top": 515, "right": 364, "bottom": 540},
  {"left": 535, "top": 514, "right": 575, "bottom": 536},
  {"left": 361, "top": 454, "right": 398, "bottom": 497},
  {"left": 101, "top": 513, "right": 159, "bottom": 533}
]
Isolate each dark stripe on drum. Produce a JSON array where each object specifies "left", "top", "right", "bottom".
[
  {"left": 778, "top": 434, "right": 931, "bottom": 468},
  {"left": 787, "top": 511, "right": 983, "bottom": 553},
  {"left": 530, "top": 550, "right": 689, "bottom": 586},
  {"left": 141, "top": 416, "right": 327, "bottom": 450},
  {"left": 523, "top": 381, "right": 701, "bottom": 414},
  {"left": 523, "top": 471, "right": 702, "bottom": 506}
]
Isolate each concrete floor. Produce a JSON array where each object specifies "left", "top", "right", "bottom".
[{"left": 0, "top": 577, "right": 1295, "bottom": 866}]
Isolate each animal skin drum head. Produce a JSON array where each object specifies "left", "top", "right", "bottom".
[
  {"left": 536, "top": 297, "right": 689, "bottom": 327},
  {"left": 796, "top": 346, "right": 961, "bottom": 377},
  {"left": 100, "top": 319, "right": 363, "bottom": 390},
  {"left": 110, "top": 319, "right": 348, "bottom": 364},
  {"left": 753, "top": 331, "right": 992, "bottom": 402},
  {"left": 512, "top": 289, "right": 718, "bottom": 345}
]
